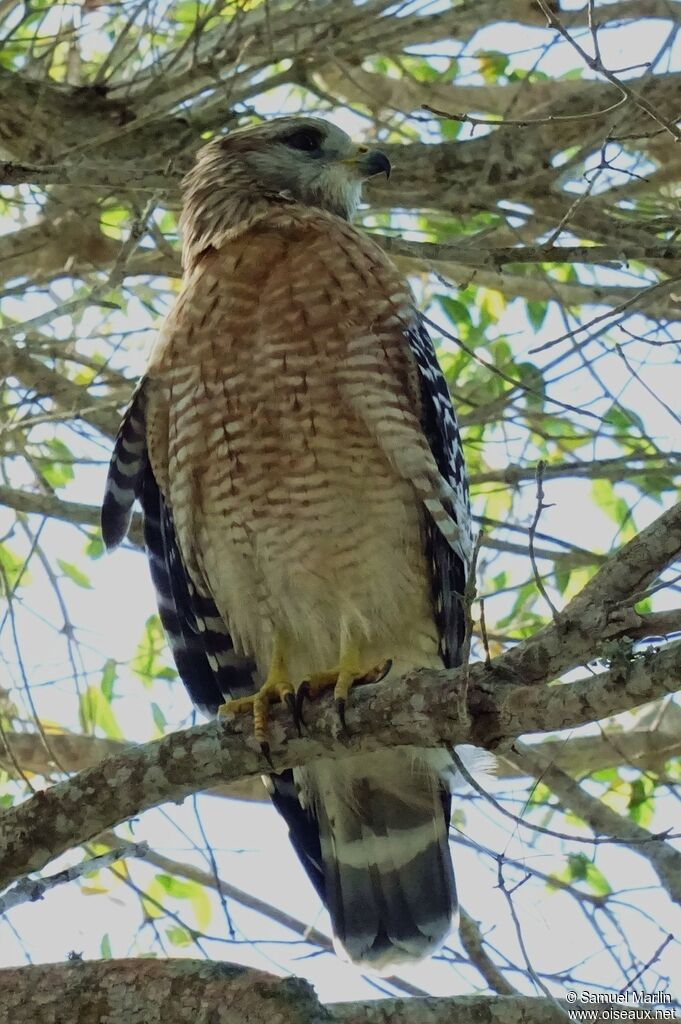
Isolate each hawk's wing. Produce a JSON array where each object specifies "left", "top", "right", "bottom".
[
  {"left": 407, "top": 319, "right": 472, "bottom": 668},
  {"left": 102, "top": 382, "right": 255, "bottom": 713}
]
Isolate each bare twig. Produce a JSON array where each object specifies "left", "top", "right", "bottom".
[
  {"left": 535, "top": 0, "right": 681, "bottom": 142},
  {"left": 0, "top": 841, "right": 148, "bottom": 915},
  {"left": 422, "top": 96, "right": 628, "bottom": 129},
  {"left": 529, "top": 461, "right": 561, "bottom": 622}
]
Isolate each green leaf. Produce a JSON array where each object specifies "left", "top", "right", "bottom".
[
  {"left": 517, "top": 361, "right": 545, "bottom": 409},
  {"left": 554, "top": 563, "right": 571, "bottom": 595},
  {"left": 57, "top": 559, "right": 93, "bottom": 590},
  {"left": 584, "top": 863, "right": 612, "bottom": 897},
  {"left": 155, "top": 874, "right": 211, "bottom": 930},
  {"left": 591, "top": 767, "right": 621, "bottom": 785},
  {"left": 100, "top": 934, "right": 112, "bottom": 959},
  {"left": 591, "top": 480, "right": 630, "bottom": 527},
  {"left": 490, "top": 338, "right": 512, "bottom": 365},
  {"left": 100, "top": 660, "right": 117, "bottom": 702},
  {"left": 567, "top": 854, "right": 589, "bottom": 882},
  {"left": 79, "top": 686, "right": 124, "bottom": 740},
  {"left": 437, "top": 295, "right": 472, "bottom": 334},
  {"left": 132, "top": 615, "right": 177, "bottom": 689},
  {"left": 603, "top": 403, "right": 645, "bottom": 436},
  {"left": 528, "top": 781, "right": 552, "bottom": 806},
  {"left": 628, "top": 777, "right": 655, "bottom": 827},
  {"left": 39, "top": 438, "right": 75, "bottom": 489},
  {"left": 166, "top": 926, "right": 193, "bottom": 947},
  {"left": 85, "top": 532, "right": 106, "bottom": 560},
  {"left": 480, "top": 288, "right": 506, "bottom": 321},
  {"left": 0, "top": 544, "right": 28, "bottom": 593},
  {"left": 477, "top": 50, "right": 509, "bottom": 82},
  {"left": 151, "top": 702, "right": 167, "bottom": 736},
  {"left": 527, "top": 300, "right": 548, "bottom": 332},
  {"left": 549, "top": 853, "right": 612, "bottom": 897},
  {"left": 640, "top": 473, "right": 673, "bottom": 500}
]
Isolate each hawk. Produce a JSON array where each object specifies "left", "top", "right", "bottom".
[{"left": 102, "top": 116, "right": 473, "bottom": 968}]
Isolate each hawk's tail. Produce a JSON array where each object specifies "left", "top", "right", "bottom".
[{"left": 280, "top": 749, "right": 456, "bottom": 969}]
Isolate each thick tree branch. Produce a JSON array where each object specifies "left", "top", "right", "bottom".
[
  {"left": 0, "top": 960, "right": 646, "bottom": 1024},
  {"left": 4, "top": 686, "right": 680, "bottom": 793},
  {"left": 494, "top": 640, "right": 681, "bottom": 738},
  {"left": 390, "top": 252, "right": 681, "bottom": 324},
  {"left": 5, "top": 212, "right": 676, "bottom": 322},
  {"left": 0, "top": 486, "right": 144, "bottom": 546},
  {"left": 1, "top": 633, "right": 679, "bottom": 892}
]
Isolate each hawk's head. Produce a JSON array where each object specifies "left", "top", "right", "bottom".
[
  {"left": 220, "top": 116, "right": 390, "bottom": 219},
  {"left": 180, "top": 116, "right": 391, "bottom": 264}
]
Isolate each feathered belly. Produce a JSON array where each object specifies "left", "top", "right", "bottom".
[{"left": 162, "top": 364, "right": 439, "bottom": 679}]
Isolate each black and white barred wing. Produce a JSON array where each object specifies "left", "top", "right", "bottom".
[
  {"left": 407, "top": 319, "right": 473, "bottom": 668},
  {"left": 101, "top": 379, "right": 254, "bottom": 713}
]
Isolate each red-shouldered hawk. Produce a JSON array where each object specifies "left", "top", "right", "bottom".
[{"left": 102, "top": 116, "right": 472, "bottom": 969}]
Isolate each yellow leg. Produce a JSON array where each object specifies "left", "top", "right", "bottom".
[{"left": 218, "top": 632, "right": 294, "bottom": 751}]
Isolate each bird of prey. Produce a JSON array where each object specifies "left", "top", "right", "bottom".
[{"left": 102, "top": 116, "right": 473, "bottom": 968}]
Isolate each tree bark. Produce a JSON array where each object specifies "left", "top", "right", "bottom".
[{"left": 0, "top": 960, "right": 651, "bottom": 1024}]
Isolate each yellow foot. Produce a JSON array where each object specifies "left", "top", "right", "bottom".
[
  {"left": 218, "top": 634, "right": 294, "bottom": 760},
  {"left": 296, "top": 658, "right": 392, "bottom": 733}
]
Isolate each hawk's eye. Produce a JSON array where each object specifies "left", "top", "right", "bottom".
[{"left": 281, "top": 128, "right": 323, "bottom": 153}]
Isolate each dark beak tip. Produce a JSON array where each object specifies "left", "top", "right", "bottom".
[{"left": 363, "top": 151, "right": 392, "bottom": 181}]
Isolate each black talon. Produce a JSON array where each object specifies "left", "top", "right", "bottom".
[
  {"left": 284, "top": 690, "right": 303, "bottom": 736},
  {"left": 260, "top": 741, "right": 274, "bottom": 769},
  {"left": 375, "top": 658, "right": 392, "bottom": 684},
  {"left": 335, "top": 697, "right": 349, "bottom": 736},
  {"left": 365, "top": 658, "right": 392, "bottom": 686},
  {"left": 294, "top": 682, "right": 309, "bottom": 733},
  {"left": 353, "top": 659, "right": 393, "bottom": 689}
]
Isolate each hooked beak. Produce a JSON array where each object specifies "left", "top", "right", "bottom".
[{"left": 341, "top": 146, "right": 391, "bottom": 180}]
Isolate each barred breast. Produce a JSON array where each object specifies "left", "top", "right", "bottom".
[{"left": 146, "top": 207, "right": 441, "bottom": 683}]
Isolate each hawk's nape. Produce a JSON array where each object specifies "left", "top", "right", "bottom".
[{"left": 102, "top": 115, "right": 472, "bottom": 968}]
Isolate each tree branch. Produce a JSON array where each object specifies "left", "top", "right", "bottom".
[
  {"left": 0, "top": 840, "right": 147, "bottom": 915},
  {"left": 470, "top": 454, "right": 681, "bottom": 487},
  {"left": 458, "top": 909, "right": 518, "bottom": 996},
  {"left": 476, "top": 501, "right": 681, "bottom": 694},
  {"left": 0, "top": 960, "right": 646, "bottom": 1023},
  {"left": 512, "top": 744, "right": 681, "bottom": 905},
  {"left": 4, "top": 684, "right": 680, "bottom": 794},
  {"left": 1, "top": 343, "right": 121, "bottom": 439},
  {"left": 493, "top": 639, "right": 681, "bottom": 738},
  {"left": 1, "top": 634, "right": 679, "bottom": 892}
]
